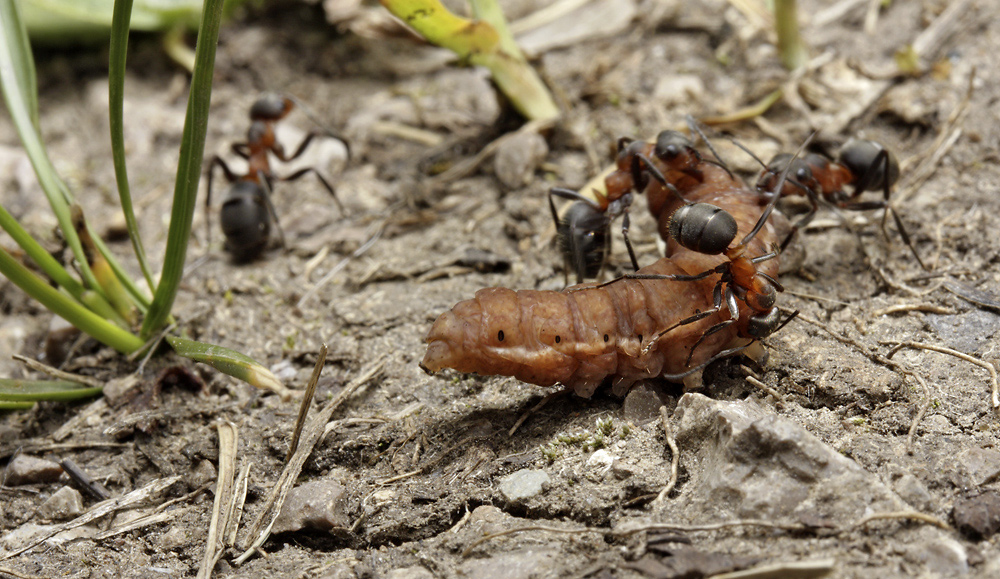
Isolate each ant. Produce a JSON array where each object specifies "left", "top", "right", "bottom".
[
  {"left": 585, "top": 136, "right": 812, "bottom": 365},
  {"left": 751, "top": 138, "right": 927, "bottom": 269},
  {"left": 549, "top": 124, "right": 731, "bottom": 283},
  {"left": 205, "top": 93, "right": 350, "bottom": 262}
]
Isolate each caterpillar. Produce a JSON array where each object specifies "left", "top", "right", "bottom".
[{"left": 422, "top": 137, "right": 787, "bottom": 397}]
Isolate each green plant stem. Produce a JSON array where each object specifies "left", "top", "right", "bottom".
[
  {"left": 0, "top": 203, "right": 90, "bottom": 304},
  {"left": 775, "top": 0, "right": 807, "bottom": 71},
  {"left": 109, "top": 0, "right": 156, "bottom": 297},
  {"left": 0, "top": 247, "right": 144, "bottom": 354},
  {"left": 140, "top": 0, "right": 225, "bottom": 339},
  {"left": 0, "top": 379, "right": 103, "bottom": 402}
]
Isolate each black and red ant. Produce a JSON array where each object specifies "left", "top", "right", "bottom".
[
  {"left": 582, "top": 135, "right": 812, "bottom": 365},
  {"left": 549, "top": 125, "right": 732, "bottom": 283},
  {"left": 751, "top": 138, "right": 927, "bottom": 269},
  {"left": 205, "top": 93, "right": 350, "bottom": 262}
]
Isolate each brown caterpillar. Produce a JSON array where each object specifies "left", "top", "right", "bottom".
[{"left": 422, "top": 145, "right": 784, "bottom": 398}]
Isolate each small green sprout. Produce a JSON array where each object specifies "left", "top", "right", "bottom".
[{"left": 380, "top": 0, "right": 558, "bottom": 121}]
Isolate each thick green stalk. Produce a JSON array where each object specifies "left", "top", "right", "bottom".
[
  {"left": 140, "top": 0, "right": 225, "bottom": 338},
  {"left": 109, "top": 0, "right": 156, "bottom": 296},
  {"left": 0, "top": 247, "right": 145, "bottom": 354},
  {"left": 775, "top": 0, "right": 807, "bottom": 71}
]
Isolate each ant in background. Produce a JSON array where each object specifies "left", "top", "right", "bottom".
[
  {"left": 751, "top": 138, "right": 927, "bottom": 270},
  {"left": 205, "top": 93, "right": 350, "bottom": 262},
  {"left": 549, "top": 122, "right": 732, "bottom": 283}
]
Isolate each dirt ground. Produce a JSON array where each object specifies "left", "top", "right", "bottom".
[{"left": 2, "top": 0, "right": 1000, "bottom": 577}]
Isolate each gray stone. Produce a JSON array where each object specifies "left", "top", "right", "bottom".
[
  {"left": 185, "top": 459, "right": 217, "bottom": 490},
  {"left": 622, "top": 382, "right": 664, "bottom": 423},
  {"left": 499, "top": 469, "right": 550, "bottom": 501},
  {"left": 460, "top": 548, "right": 560, "bottom": 579},
  {"left": 952, "top": 490, "right": 1000, "bottom": 540},
  {"left": 272, "top": 477, "right": 349, "bottom": 534},
  {"left": 36, "top": 486, "right": 83, "bottom": 521},
  {"left": 893, "top": 473, "right": 933, "bottom": 511},
  {"left": 155, "top": 525, "right": 194, "bottom": 552},
  {"left": 3, "top": 455, "right": 63, "bottom": 486},
  {"left": 958, "top": 447, "right": 1000, "bottom": 486},
  {"left": 672, "top": 393, "right": 903, "bottom": 523},
  {"left": 493, "top": 131, "right": 548, "bottom": 189},
  {"left": 385, "top": 566, "right": 434, "bottom": 579},
  {"left": 905, "top": 537, "right": 969, "bottom": 576}
]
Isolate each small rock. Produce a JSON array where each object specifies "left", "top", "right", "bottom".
[
  {"left": 905, "top": 537, "right": 969, "bottom": 576},
  {"left": 493, "top": 131, "right": 548, "bottom": 189},
  {"left": 468, "top": 505, "right": 511, "bottom": 536},
  {"left": 156, "top": 526, "right": 194, "bottom": 552},
  {"left": 958, "top": 447, "right": 1000, "bottom": 486},
  {"left": 672, "top": 393, "right": 903, "bottom": 523},
  {"left": 385, "top": 566, "right": 434, "bottom": 579},
  {"left": 654, "top": 74, "right": 705, "bottom": 106},
  {"left": 499, "top": 469, "right": 550, "bottom": 501},
  {"left": 36, "top": 486, "right": 84, "bottom": 521},
  {"left": 272, "top": 477, "right": 349, "bottom": 534},
  {"left": 585, "top": 449, "right": 617, "bottom": 476},
  {"left": 893, "top": 473, "right": 933, "bottom": 511},
  {"left": 952, "top": 490, "right": 1000, "bottom": 540},
  {"left": 3, "top": 455, "right": 63, "bottom": 486},
  {"left": 460, "top": 548, "right": 560, "bottom": 579},
  {"left": 622, "top": 382, "right": 664, "bottom": 423},
  {"left": 186, "top": 459, "right": 217, "bottom": 490}
]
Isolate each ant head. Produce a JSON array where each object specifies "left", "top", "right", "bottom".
[
  {"left": 767, "top": 153, "right": 813, "bottom": 184},
  {"left": 746, "top": 308, "right": 781, "bottom": 339},
  {"left": 250, "top": 93, "right": 294, "bottom": 121},
  {"left": 668, "top": 202, "right": 737, "bottom": 255},
  {"left": 839, "top": 139, "right": 899, "bottom": 191},
  {"left": 654, "top": 131, "right": 695, "bottom": 160}
]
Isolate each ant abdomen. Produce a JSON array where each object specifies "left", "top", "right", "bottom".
[
  {"left": 558, "top": 201, "right": 612, "bottom": 282},
  {"left": 668, "top": 202, "right": 738, "bottom": 256},
  {"left": 220, "top": 182, "right": 270, "bottom": 261},
  {"left": 839, "top": 138, "right": 899, "bottom": 192}
]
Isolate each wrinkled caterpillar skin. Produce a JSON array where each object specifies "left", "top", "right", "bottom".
[
  {"left": 422, "top": 258, "right": 732, "bottom": 398},
  {"left": 423, "top": 145, "right": 784, "bottom": 398}
]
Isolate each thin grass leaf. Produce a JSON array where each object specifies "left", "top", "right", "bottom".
[
  {"left": 0, "top": 0, "right": 103, "bottom": 300},
  {"left": 166, "top": 336, "right": 290, "bottom": 399},
  {"left": 0, "top": 246, "right": 145, "bottom": 354},
  {"left": 109, "top": 0, "right": 156, "bottom": 296},
  {"left": 0, "top": 203, "right": 90, "bottom": 305},
  {"left": 0, "top": 401, "right": 35, "bottom": 410},
  {"left": 0, "top": 379, "right": 103, "bottom": 402},
  {"left": 141, "top": 0, "right": 225, "bottom": 338}
]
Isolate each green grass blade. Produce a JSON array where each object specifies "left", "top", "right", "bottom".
[
  {"left": 0, "top": 379, "right": 103, "bottom": 402},
  {"left": 0, "top": 0, "right": 38, "bottom": 128},
  {"left": 141, "top": 0, "right": 225, "bottom": 338},
  {"left": 109, "top": 0, "right": 156, "bottom": 296},
  {"left": 0, "top": 0, "right": 103, "bottom": 300},
  {"left": 0, "top": 203, "right": 90, "bottom": 303},
  {"left": 165, "top": 336, "right": 290, "bottom": 399},
  {"left": 0, "top": 401, "right": 35, "bottom": 410},
  {"left": 0, "top": 246, "right": 145, "bottom": 354}
]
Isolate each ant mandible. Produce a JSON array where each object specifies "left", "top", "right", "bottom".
[
  {"left": 753, "top": 138, "right": 927, "bottom": 269},
  {"left": 549, "top": 124, "right": 732, "bottom": 283},
  {"left": 205, "top": 93, "right": 350, "bottom": 262}
]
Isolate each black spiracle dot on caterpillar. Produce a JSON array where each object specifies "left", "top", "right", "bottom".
[
  {"left": 555, "top": 336, "right": 561, "bottom": 343},
  {"left": 604, "top": 334, "right": 610, "bottom": 342},
  {"left": 498, "top": 330, "right": 504, "bottom": 342}
]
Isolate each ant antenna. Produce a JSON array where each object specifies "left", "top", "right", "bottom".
[
  {"left": 284, "top": 94, "right": 352, "bottom": 160},
  {"left": 686, "top": 115, "right": 734, "bottom": 181},
  {"left": 740, "top": 132, "right": 816, "bottom": 247}
]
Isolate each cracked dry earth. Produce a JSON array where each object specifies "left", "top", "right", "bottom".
[{"left": 2, "top": 0, "right": 1000, "bottom": 577}]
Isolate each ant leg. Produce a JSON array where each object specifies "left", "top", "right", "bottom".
[
  {"left": 549, "top": 187, "right": 604, "bottom": 209},
  {"left": 617, "top": 136, "right": 636, "bottom": 153},
  {"left": 866, "top": 148, "right": 928, "bottom": 270},
  {"left": 634, "top": 154, "right": 690, "bottom": 205},
  {"left": 620, "top": 211, "right": 640, "bottom": 272},
  {"left": 685, "top": 114, "right": 734, "bottom": 180},
  {"left": 685, "top": 288, "right": 740, "bottom": 365},
  {"left": 276, "top": 130, "right": 352, "bottom": 163},
  {"left": 278, "top": 167, "right": 346, "bottom": 215},
  {"left": 205, "top": 156, "right": 239, "bottom": 248},
  {"left": 577, "top": 264, "right": 724, "bottom": 292},
  {"left": 230, "top": 142, "right": 250, "bottom": 159},
  {"left": 256, "top": 172, "right": 286, "bottom": 250},
  {"left": 779, "top": 189, "right": 820, "bottom": 252}
]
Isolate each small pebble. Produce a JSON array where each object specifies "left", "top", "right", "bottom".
[
  {"left": 37, "top": 486, "right": 84, "bottom": 521},
  {"left": 953, "top": 490, "right": 1000, "bottom": 540},
  {"left": 493, "top": 131, "right": 548, "bottom": 189},
  {"left": 4, "top": 455, "right": 63, "bottom": 486},
  {"left": 272, "top": 478, "right": 349, "bottom": 534},
  {"left": 499, "top": 469, "right": 549, "bottom": 501}
]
